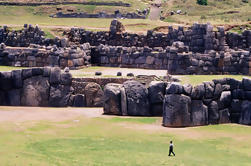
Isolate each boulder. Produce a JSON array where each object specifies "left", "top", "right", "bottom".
[
  {"left": 109, "top": 19, "right": 125, "bottom": 34},
  {"left": 191, "top": 100, "right": 208, "bottom": 126},
  {"left": 103, "top": 83, "right": 122, "bottom": 115},
  {"left": 60, "top": 72, "right": 72, "bottom": 85},
  {"left": 148, "top": 81, "right": 166, "bottom": 116},
  {"left": 7, "top": 89, "right": 21, "bottom": 106},
  {"left": 120, "top": 87, "right": 127, "bottom": 116},
  {"left": 49, "top": 67, "right": 61, "bottom": 84},
  {"left": 84, "top": 82, "right": 104, "bottom": 107},
  {"left": 22, "top": 69, "right": 32, "bottom": 79},
  {"left": 11, "top": 70, "right": 22, "bottom": 88},
  {"left": 232, "top": 89, "right": 245, "bottom": 100},
  {"left": 163, "top": 94, "right": 191, "bottom": 127},
  {"left": 148, "top": 81, "right": 166, "bottom": 104},
  {"left": 219, "top": 108, "right": 230, "bottom": 124},
  {"left": 43, "top": 67, "right": 51, "bottom": 77},
  {"left": 123, "top": 80, "right": 150, "bottom": 116},
  {"left": 213, "top": 83, "right": 222, "bottom": 99},
  {"left": 208, "top": 101, "right": 219, "bottom": 124},
  {"left": 191, "top": 84, "right": 205, "bottom": 99},
  {"left": 219, "top": 91, "right": 231, "bottom": 109},
  {"left": 0, "top": 72, "right": 13, "bottom": 91},
  {"left": 166, "top": 82, "right": 183, "bottom": 94},
  {"left": 242, "top": 77, "right": 251, "bottom": 91},
  {"left": 49, "top": 85, "right": 73, "bottom": 107},
  {"left": 32, "top": 67, "right": 43, "bottom": 76},
  {"left": 183, "top": 83, "right": 192, "bottom": 96},
  {"left": 72, "top": 94, "right": 86, "bottom": 107},
  {"left": 21, "top": 76, "right": 50, "bottom": 106},
  {"left": 239, "top": 100, "right": 251, "bottom": 125},
  {"left": 203, "top": 81, "right": 214, "bottom": 99}
]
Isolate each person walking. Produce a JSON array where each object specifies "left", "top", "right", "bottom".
[{"left": 168, "top": 141, "right": 175, "bottom": 156}]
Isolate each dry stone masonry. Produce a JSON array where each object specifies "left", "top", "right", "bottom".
[{"left": 103, "top": 78, "right": 251, "bottom": 127}]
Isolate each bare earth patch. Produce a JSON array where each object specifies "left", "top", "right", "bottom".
[{"left": 0, "top": 106, "right": 103, "bottom": 122}]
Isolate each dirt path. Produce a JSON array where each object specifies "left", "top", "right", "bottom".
[
  {"left": 0, "top": 106, "right": 104, "bottom": 122},
  {"left": 149, "top": 0, "right": 162, "bottom": 20}
]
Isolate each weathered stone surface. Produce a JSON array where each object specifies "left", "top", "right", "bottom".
[
  {"left": 191, "top": 84, "right": 205, "bottom": 99},
  {"left": 166, "top": 82, "right": 183, "bottom": 94},
  {"left": 183, "top": 83, "right": 192, "bottom": 96},
  {"left": 203, "top": 81, "right": 214, "bottom": 99},
  {"left": 148, "top": 81, "right": 166, "bottom": 104},
  {"left": 21, "top": 76, "right": 50, "bottom": 106},
  {"left": 49, "top": 85, "right": 72, "bottom": 107},
  {"left": 120, "top": 86, "right": 127, "bottom": 116},
  {"left": 191, "top": 100, "right": 208, "bottom": 126},
  {"left": 148, "top": 81, "right": 166, "bottom": 116},
  {"left": 60, "top": 72, "right": 72, "bottom": 85},
  {"left": 163, "top": 94, "right": 191, "bottom": 127},
  {"left": 213, "top": 83, "right": 222, "bottom": 99},
  {"left": 49, "top": 67, "right": 61, "bottom": 84},
  {"left": 7, "top": 89, "right": 20, "bottom": 106},
  {"left": 103, "top": 83, "right": 122, "bottom": 115},
  {"left": 219, "top": 108, "right": 230, "bottom": 124},
  {"left": 72, "top": 94, "right": 86, "bottom": 107},
  {"left": 11, "top": 70, "right": 22, "bottom": 88},
  {"left": 242, "top": 77, "right": 251, "bottom": 91},
  {"left": 84, "top": 82, "right": 104, "bottom": 107},
  {"left": 239, "top": 100, "right": 251, "bottom": 125},
  {"left": 22, "top": 69, "right": 32, "bottom": 79},
  {"left": 123, "top": 80, "right": 150, "bottom": 116},
  {"left": 208, "top": 101, "right": 219, "bottom": 124},
  {"left": 219, "top": 91, "right": 231, "bottom": 109},
  {"left": 0, "top": 72, "right": 13, "bottom": 91}
]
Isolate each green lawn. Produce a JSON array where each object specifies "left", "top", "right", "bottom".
[
  {"left": 0, "top": 115, "right": 250, "bottom": 166},
  {"left": 177, "top": 75, "right": 251, "bottom": 86}
]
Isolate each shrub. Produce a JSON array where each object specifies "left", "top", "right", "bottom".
[{"left": 197, "top": 0, "right": 208, "bottom": 5}]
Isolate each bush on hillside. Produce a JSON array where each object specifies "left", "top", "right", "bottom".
[{"left": 197, "top": 0, "right": 208, "bottom": 5}]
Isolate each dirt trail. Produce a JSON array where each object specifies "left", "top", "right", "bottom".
[{"left": 0, "top": 106, "right": 103, "bottom": 122}]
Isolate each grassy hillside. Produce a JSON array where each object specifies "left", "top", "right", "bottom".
[{"left": 162, "top": 0, "right": 251, "bottom": 25}]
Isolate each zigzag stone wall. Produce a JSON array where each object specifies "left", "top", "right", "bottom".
[
  {"left": 103, "top": 78, "right": 251, "bottom": 127},
  {"left": 0, "top": 43, "right": 91, "bottom": 69}
]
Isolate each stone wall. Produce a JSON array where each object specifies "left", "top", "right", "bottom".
[
  {"left": 66, "top": 23, "right": 245, "bottom": 52},
  {"left": 53, "top": 10, "right": 147, "bottom": 19},
  {"left": 0, "top": 43, "right": 91, "bottom": 69},
  {"left": 0, "top": 1, "right": 131, "bottom": 7},
  {"left": 0, "top": 24, "right": 61, "bottom": 47},
  {"left": 93, "top": 42, "right": 251, "bottom": 75},
  {"left": 103, "top": 78, "right": 251, "bottom": 126},
  {"left": 0, "top": 67, "right": 73, "bottom": 107}
]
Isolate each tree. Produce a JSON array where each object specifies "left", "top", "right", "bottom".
[{"left": 197, "top": 0, "right": 208, "bottom": 5}]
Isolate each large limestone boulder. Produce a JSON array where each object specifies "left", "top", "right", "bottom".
[
  {"left": 123, "top": 80, "right": 150, "bottom": 116},
  {"left": 49, "top": 85, "right": 73, "bottom": 107},
  {"left": 191, "top": 84, "right": 205, "bottom": 99},
  {"left": 219, "top": 108, "right": 230, "bottom": 124},
  {"left": 219, "top": 91, "right": 231, "bottom": 109},
  {"left": 166, "top": 82, "right": 183, "bottom": 94},
  {"left": 191, "top": 100, "right": 208, "bottom": 126},
  {"left": 103, "top": 83, "right": 122, "bottom": 115},
  {"left": 239, "top": 100, "right": 251, "bottom": 125},
  {"left": 148, "top": 81, "right": 166, "bottom": 116},
  {"left": 21, "top": 76, "right": 50, "bottom": 106},
  {"left": 242, "top": 77, "right": 251, "bottom": 91},
  {"left": 208, "top": 101, "right": 219, "bottom": 124},
  {"left": 110, "top": 19, "right": 125, "bottom": 35},
  {"left": 203, "top": 81, "right": 214, "bottom": 99},
  {"left": 72, "top": 94, "right": 86, "bottom": 107},
  {"left": 84, "top": 82, "right": 104, "bottom": 107},
  {"left": 163, "top": 94, "right": 191, "bottom": 127}
]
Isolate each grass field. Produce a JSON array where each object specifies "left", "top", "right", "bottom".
[
  {"left": 162, "top": 0, "right": 251, "bottom": 25},
  {"left": 0, "top": 107, "right": 250, "bottom": 166}
]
